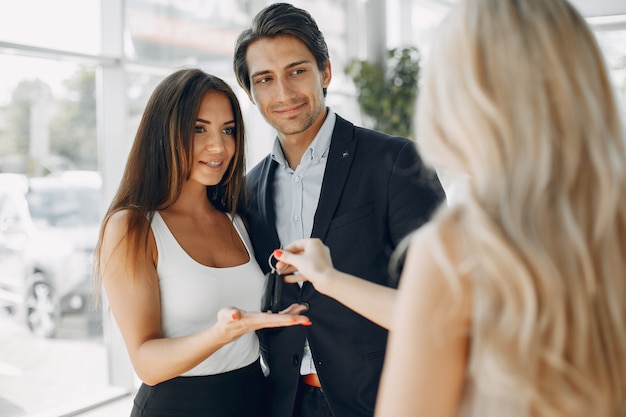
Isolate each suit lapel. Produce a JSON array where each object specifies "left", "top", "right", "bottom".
[
  {"left": 256, "top": 157, "right": 281, "bottom": 249},
  {"left": 310, "top": 116, "right": 357, "bottom": 241}
]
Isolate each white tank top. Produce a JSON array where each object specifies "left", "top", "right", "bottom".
[{"left": 151, "top": 211, "right": 265, "bottom": 376}]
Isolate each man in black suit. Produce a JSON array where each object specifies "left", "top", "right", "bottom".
[{"left": 233, "top": 3, "right": 444, "bottom": 417}]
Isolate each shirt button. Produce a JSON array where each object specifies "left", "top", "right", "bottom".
[
  {"left": 293, "top": 215, "right": 300, "bottom": 222},
  {"left": 294, "top": 176, "right": 301, "bottom": 182}
]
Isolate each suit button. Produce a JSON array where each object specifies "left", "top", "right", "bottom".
[{"left": 292, "top": 355, "right": 300, "bottom": 366}]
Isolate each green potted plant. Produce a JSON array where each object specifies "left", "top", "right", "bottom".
[{"left": 345, "top": 46, "right": 421, "bottom": 139}]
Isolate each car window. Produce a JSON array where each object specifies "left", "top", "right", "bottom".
[{"left": 26, "top": 187, "right": 100, "bottom": 228}]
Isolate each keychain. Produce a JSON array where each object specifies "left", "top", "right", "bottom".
[
  {"left": 262, "top": 251, "right": 286, "bottom": 313},
  {"left": 268, "top": 251, "right": 285, "bottom": 275}
]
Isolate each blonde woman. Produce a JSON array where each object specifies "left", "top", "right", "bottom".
[
  {"left": 376, "top": 0, "right": 626, "bottom": 415},
  {"left": 275, "top": 0, "right": 626, "bottom": 415}
]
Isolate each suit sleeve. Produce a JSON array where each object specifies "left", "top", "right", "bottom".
[{"left": 387, "top": 141, "right": 445, "bottom": 246}]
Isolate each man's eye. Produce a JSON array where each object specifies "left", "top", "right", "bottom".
[
  {"left": 292, "top": 69, "right": 305, "bottom": 75},
  {"left": 256, "top": 77, "right": 271, "bottom": 84}
]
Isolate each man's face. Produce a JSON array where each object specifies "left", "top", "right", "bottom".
[{"left": 245, "top": 35, "right": 331, "bottom": 142}]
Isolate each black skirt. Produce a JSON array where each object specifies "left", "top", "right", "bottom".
[{"left": 130, "top": 359, "right": 270, "bottom": 417}]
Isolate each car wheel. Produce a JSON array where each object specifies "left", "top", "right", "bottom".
[{"left": 25, "top": 279, "right": 59, "bottom": 338}]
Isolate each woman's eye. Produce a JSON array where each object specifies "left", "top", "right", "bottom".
[
  {"left": 194, "top": 125, "right": 205, "bottom": 133},
  {"left": 223, "top": 127, "right": 235, "bottom": 136}
]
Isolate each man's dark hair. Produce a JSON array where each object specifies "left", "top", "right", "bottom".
[{"left": 233, "top": 2, "right": 330, "bottom": 96}]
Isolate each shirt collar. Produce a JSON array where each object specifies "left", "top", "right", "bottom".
[{"left": 271, "top": 108, "right": 336, "bottom": 168}]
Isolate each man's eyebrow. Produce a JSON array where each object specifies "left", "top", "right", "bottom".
[
  {"left": 286, "top": 60, "right": 312, "bottom": 69},
  {"left": 250, "top": 60, "right": 313, "bottom": 79},
  {"left": 250, "top": 69, "right": 271, "bottom": 79}
]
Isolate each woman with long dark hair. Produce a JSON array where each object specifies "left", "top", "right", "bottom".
[{"left": 94, "top": 68, "right": 310, "bottom": 417}]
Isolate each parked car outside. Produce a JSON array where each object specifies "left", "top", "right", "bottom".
[{"left": 0, "top": 171, "right": 103, "bottom": 338}]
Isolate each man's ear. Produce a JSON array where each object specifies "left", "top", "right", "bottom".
[{"left": 322, "top": 60, "right": 332, "bottom": 89}]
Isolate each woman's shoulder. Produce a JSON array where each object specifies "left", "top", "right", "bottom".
[
  {"left": 101, "top": 208, "right": 157, "bottom": 264},
  {"left": 103, "top": 208, "right": 154, "bottom": 242},
  {"left": 405, "top": 211, "right": 472, "bottom": 312},
  {"left": 104, "top": 209, "right": 131, "bottom": 236},
  {"left": 409, "top": 209, "right": 467, "bottom": 260},
  {"left": 105, "top": 208, "right": 140, "bottom": 232}
]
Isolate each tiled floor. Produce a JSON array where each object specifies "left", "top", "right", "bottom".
[{"left": 0, "top": 309, "right": 135, "bottom": 417}]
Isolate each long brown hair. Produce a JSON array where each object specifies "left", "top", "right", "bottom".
[{"left": 93, "top": 69, "right": 246, "bottom": 294}]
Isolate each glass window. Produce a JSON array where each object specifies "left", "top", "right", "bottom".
[
  {"left": 124, "top": 0, "right": 245, "bottom": 68},
  {"left": 0, "top": 55, "right": 98, "bottom": 175},
  {"left": 594, "top": 26, "right": 626, "bottom": 115},
  {"left": 0, "top": 0, "right": 100, "bottom": 54},
  {"left": 0, "top": 54, "right": 106, "bottom": 415}
]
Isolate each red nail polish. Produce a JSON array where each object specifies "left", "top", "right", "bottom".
[
  {"left": 273, "top": 249, "right": 283, "bottom": 258},
  {"left": 231, "top": 313, "right": 239, "bottom": 320},
  {"left": 301, "top": 321, "right": 312, "bottom": 326}
]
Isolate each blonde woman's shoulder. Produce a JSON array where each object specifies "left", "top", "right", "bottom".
[
  {"left": 410, "top": 208, "right": 467, "bottom": 262},
  {"left": 405, "top": 213, "right": 472, "bottom": 320}
]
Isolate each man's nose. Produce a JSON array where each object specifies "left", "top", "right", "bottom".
[{"left": 276, "top": 77, "right": 295, "bottom": 100}]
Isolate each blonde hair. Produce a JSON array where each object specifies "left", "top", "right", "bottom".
[{"left": 417, "top": 0, "right": 626, "bottom": 415}]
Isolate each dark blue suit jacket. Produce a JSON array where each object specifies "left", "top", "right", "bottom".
[{"left": 245, "top": 114, "right": 444, "bottom": 417}]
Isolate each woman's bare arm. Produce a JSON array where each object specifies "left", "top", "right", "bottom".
[
  {"left": 375, "top": 226, "right": 470, "bottom": 417},
  {"left": 276, "top": 239, "right": 397, "bottom": 329}
]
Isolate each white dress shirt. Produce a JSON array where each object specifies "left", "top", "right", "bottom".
[{"left": 271, "top": 108, "right": 336, "bottom": 375}]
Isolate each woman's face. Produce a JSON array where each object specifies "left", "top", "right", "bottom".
[{"left": 189, "top": 91, "right": 237, "bottom": 186}]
